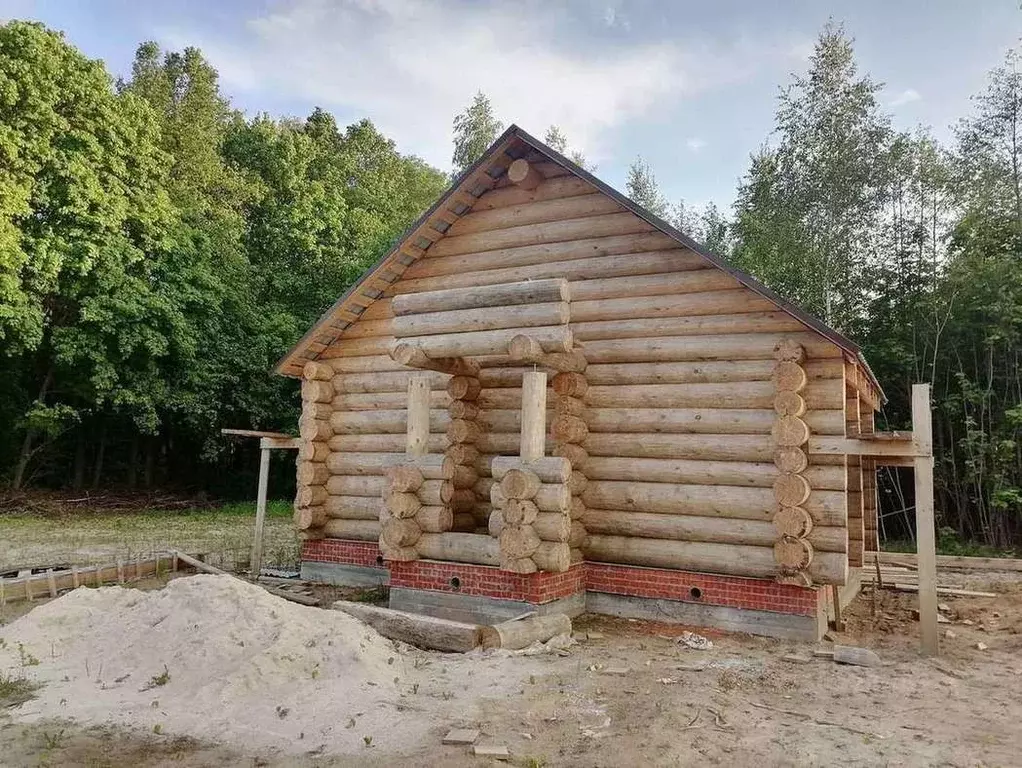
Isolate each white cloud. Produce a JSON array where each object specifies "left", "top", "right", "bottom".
[
  {"left": 165, "top": 0, "right": 801, "bottom": 170},
  {"left": 889, "top": 88, "right": 922, "bottom": 107},
  {"left": 686, "top": 137, "right": 706, "bottom": 153}
]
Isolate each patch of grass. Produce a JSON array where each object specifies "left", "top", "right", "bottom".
[
  {"left": 0, "top": 670, "right": 40, "bottom": 707},
  {"left": 141, "top": 666, "right": 170, "bottom": 691},
  {"left": 885, "top": 528, "right": 1017, "bottom": 559}
]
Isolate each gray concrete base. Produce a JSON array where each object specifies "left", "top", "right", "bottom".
[
  {"left": 586, "top": 591, "right": 824, "bottom": 641},
  {"left": 390, "top": 587, "right": 586, "bottom": 625},
  {"left": 300, "top": 560, "right": 389, "bottom": 587}
]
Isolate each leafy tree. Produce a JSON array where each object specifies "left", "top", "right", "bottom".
[
  {"left": 451, "top": 91, "right": 503, "bottom": 174},
  {"left": 544, "top": 125, "right": 593, "bottom": 170},
  {"left": 626, "top": 157, "right": 669, "bottom": 218}
]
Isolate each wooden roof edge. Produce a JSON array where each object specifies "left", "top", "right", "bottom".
[{"left": 274, "top": 124, "right": 887, "bottom": 404}]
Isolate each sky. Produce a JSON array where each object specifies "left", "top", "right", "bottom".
[{"left": 3, "top": 0, "right": 1021, "bottom": 211}]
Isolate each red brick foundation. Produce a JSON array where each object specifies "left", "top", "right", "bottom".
[{"left": 302, "top": 539, "right": 823, "bottom": 616}]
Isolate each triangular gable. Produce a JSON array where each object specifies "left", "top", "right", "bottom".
[{"left": 274, "top": 125, "right": 883, "bottom": 401}]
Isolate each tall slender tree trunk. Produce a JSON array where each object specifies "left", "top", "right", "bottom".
[{"left": 12, "top": 367, "right": 54, "bottom": 490}]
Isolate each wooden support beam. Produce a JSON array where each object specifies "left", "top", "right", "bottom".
[
  {"left": 913, "top": 383, "right": 938, "bottom": 656},
  {"left": 390, "top": 343, "right": 480, "bottom": 377},
  {"left": 250, "top": 446, "right": 271, "bottom": 577},
  {"left": 406, "top": 373, "right": 432, "bottom": 458},
  {"left": 808, "top": 435, "right": 924, "bottom": 457},
  {"left": 520, "top": 371, "right": 548, "bottom": 462}
]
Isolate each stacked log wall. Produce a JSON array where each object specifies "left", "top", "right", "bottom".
[{"left": 306, "top": 168, "right": 864, "bottom": 584}]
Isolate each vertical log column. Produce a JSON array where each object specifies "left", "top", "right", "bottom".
[
  {"left": 770, "top": 340, "right": 814, "bottom": 586},
  {"left": 445, "top": 371, "right": 482, "bottom": 532},
  {"left": 489, "top": 371, "right": 573, "bottom": 573},
  {"left": 295, "top": 362, "right": 334, "bottom": 538},
  {"left": 550, "top": 360, "right": 590, "bottom": 565}
]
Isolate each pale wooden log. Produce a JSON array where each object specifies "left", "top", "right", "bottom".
[
  {"left": 587, "top": 408, "right": 844, "bottom": 437},
  {"left": 326, "top": 453, "right": 444, "bottom": 479},
  {"left": 582, "top": 481, "right": 845, "bottom": 526},
  {"left": 320, "top": 336, "right": 391, "bottom": 358},
  {"left": 326, "top": 475, "right": 385, "bottom": 497},
  {"left": 531, "top": 542, "right": 571, "bottom": 572},
  {"left": 322, "top": 519, "right": 382, "bottom": 541},
  {"left": 384, "top": 464, "right": 425, "bottom": 492},
  {"left": 296, "top": 485, "right": 328, "bottom": 507},
  {"left": 417, "top": 230, "right": 678, "bottom": 274},
  {"left": 772, "top": 416, "right": 810, "bottom": 447},
  {"left": 415, "top": 506, "right": 453, "bottom": 533},
  {"left": 447, "top": 418, "right": 481, "bottom": 444},
  {"left": 571, "top": 290, "right": 774, "bottom": 323},
  {"left": 396, "top": 250, "right": 697, "bottom": 295},
  {"left": 568, "top": 521, "right": 588, "bottom": 548},
  {"left": 302, "top": 380, "right": 334, "bottom": 403},
  {"left": 582, "top": 333, "right": 842, "bottom": 365},
  {"left": 773, "top": 361, "right": 808, "bottom": 392},
  {"left": 325, "top": 495, "right": 382, "bottom": 520},
  {"left": 774, "top": 391, "right": 807, "bottom": 417},
  {"left": 491, "top": 482, "right": 570, "bottom": 513},
  {"left": 569, "top": 268, "right": 738, "bottom": 302},
  {"left": 383, "top": 490, "right": 422, "bottom": 518},
  {"left": 480, "top": 613, "right": 572, "bottom": 650},
  {"left": 551, "top": 415, "right": 588, "bottom": 443},
  {"left": 567, "top": 471, "right": 588, "bottom": 495},
  {"left": 331, "top": 410, "right": 450, "bottom": 435},
  {"left": 584, "top": 433, "right": 773, "bottom": 462},
  {"left": 297, "top": 461, "right": 329, "bottom": 485},
  {"left": 449, "top": 400, "right": 480, "bottom": 420},
  {"left": 392, "top": 301, "right": 568, "bottom": 338},
  {"left": 421, "top": 211, "right": 653, "bottom": 259},
  {"left": 471, "top": 175, "right": 594, "bottom": 211},
  {"left": 580, "top": 456, "right": 845, "bottom": 491},
  {"left": 332, "top": 391, "right": 451, "bottom": 411},
  {"left": 405, "top": 373, "right": 432, "bottom": 457},
  {"left": 555, "top": 397, "right": 586, "bottom": 419},
  {"left": 500, "top": 469, "right": 542, "bottom": 500},
  {"left": 773, "top": 338, "right": 806, "bottom": 363},
  {"left": 299, "top": 417, "right": 332, "bottom": 441},
  {"left": 491, "top": 456, "right": 571, "bottom": 484},
  {"left": 532, "top": 513, "right": 571, "bottom": 542},
  {"left": 416, "top": 532, "right": 501, "bottom": 566},
  {"left": 773, "top": 473, "right": 812, "bottom": 506},
  {"left": 582, "top": 510, "right": 844, "bottom": 553},
  {"left": 329, "top": 434, "right": 447, "bottom": 452},
  {"left": 332, "top": 370, "right": 446, "bottom": 394},
  {"left": 506, "top": 158, "right": 543, "bottom": 190},
  {"left": 475, "top": 432, "right": 524, "bottom": 455},
  {"left": 294, "top": 506, "right": 327, "bottom": 530},
  {"left": 447, "top": 375, "right": 481, "bottom": 401},
  {"left": 773, "top": 506, "right": 814, "bottom": 538},
  {"left": 569, "top": 497, "right": 586, "bottom": 520},
  {"left": 575, "top": 312, "right": 807, "bottom": 344},
  {"left": 390, "top": 343, "right": 480, "bottom": 376},
  {"left": 303, "top": 361, "right": 334, "bottom": 381},
  {"left": 774, "top": 447, "right": 808, "bottom": 474},
  {"left": 552, "top": 372, "right": 588, "bottom": 397},
  {"left": 508, "top": 343, "right": 587, "bottom": 373},
  {"left": 327, "top": 354, "right": 405, "bottom": 373},
  {"left": 488, "top": 509, "right": 502, "bottom": 537},
  {"left": 392, "top": 277, "right": 569, "bottom": 315},
  {"left": 586, "top": 360, "right": 775, "bottom": 386},
  {"left": 333, "top": 601, "right": 480, "bottom": 652},
  {"left": 502, "top": 499, "right": 539, "bottom": 525},
  {"left": 298, "top": 441, "right": 330, "bottom": 463},
  {"left": 585, "top": 534, "right": 846, "bottom": 584},
  {"left": 382, "top": 518, "right": 421, "bottom": 548},
  {"left": 554, "top": 443, "right": 589, "bottom": 467},
  {"left": 499, "top": 525, "right": 541, "bottom": 558},
  {"left": 305, "top": 402, "right": 332, "bottom": 421},
  {"left": 774, "top": 538, "right": 813, "bottom": 570},
  {"left": 519, "top": 368, "right": 548, "bottom": 462},
  {"left": 378, "top": 543, "right": 418, "bottom": 561},
  {"left": 409, "top": 325, "right": 573, "bottom": 359},
  {"left": 501, "top": 556, "right": 539, "bottom": 573}
]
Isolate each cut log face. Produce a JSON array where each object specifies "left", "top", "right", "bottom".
[
  {"left": 773, "top": 473, "right": 811, "bottom": 506},
  {"left": 500, "top": 469, "right": 542, "bottom": 500},
  {"left": 383, "top": 490, "right": 422, "bottom": 519},
  {"left": 773, "top": 338, "right": 806, "bottom": 363},
  {"left": 385, "top": 465, "right": 425, "bottom": 493},
  {"left": 480, "top": 613, "right": 572, "bottom": 650},
  {"left": 447, "top": 376, "right": 481, "bottom": 401},
  {"left": 500, "top": 556, "right": 538, "bottom": 574},
  {"left": 551, "top": 415, "right": 589, "bottom": 444},
  {"left": 555, "top": 443, "right": 589, "bottom": 467},
  {"left": 449, "top": 401, "right": 480, "bottom": 420},
  {"left": 773, "top": 506, "right": 814, "bottom": 538},
  {"left": 531, "top": 541, "right": 571, "bottom": 572},
  {"left": 303, "top": 361, "right": 335, "bottom": 381},
  {"left": 772, "top": 361, "right": 808, "bottom": 392},
  {"left": 415, "top": 505, "right": 453, "bottom": 533},
  {"left": 503, "top": 499, "right": 539, "bottom": 525},
  {"left": 774, "top": 537, "right": 814, "bottom": 570},
  {"left": 771, "top": 416, "right": 809, "bottom": 447},
  {"left": 499, "top": 525, "right": 541, "bottom": 558},
  {"left": 774, "top": 447, "right": 808, "bottom": 474},
  {"left": 774, "top": 391, "right": 807, "bottom": 417},
  {"left": 382, "top": 519, "right": 421, "bottom": 548},
  {"left": 552, "top": 372, "right": 588, "bottom": 397},
  {"left": 447, "top": 419, "right": 482, "bottom": 444}
]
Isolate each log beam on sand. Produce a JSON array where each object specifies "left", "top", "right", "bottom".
[{"left": 333, "top": 601, "right": 481, "bottom": 652}]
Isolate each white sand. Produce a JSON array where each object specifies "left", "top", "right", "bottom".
[{"left": 0, "top": 575, "right": 431, "bottom": 752}]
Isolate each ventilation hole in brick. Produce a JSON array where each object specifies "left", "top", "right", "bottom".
[
  {"left": 690, "top": 587, "right": 702, "bottom": 600},
  {"left": 375, "top": 556, "right": 384, "bottom": 566},
  {"left": 449, "top": 576, "right": 461, "bottom": 591}
]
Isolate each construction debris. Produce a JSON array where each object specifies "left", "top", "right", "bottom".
[
  {"left": 442, "top": 728, "right": 480, "bottom": 745},
  {"left": 472, "top": 744, "right": 510, "bottom": 759}
]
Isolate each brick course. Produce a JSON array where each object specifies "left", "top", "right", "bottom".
[{"left": 302, "top": 539, "right": 822, "bottom": 616}]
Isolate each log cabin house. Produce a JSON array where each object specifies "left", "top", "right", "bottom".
[{"left": 275, "top": 125, "right": 897, "bottom": 640}]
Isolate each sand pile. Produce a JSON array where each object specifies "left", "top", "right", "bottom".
[{"left": 0, "top": 575, "right": 431, "bottom": 752}]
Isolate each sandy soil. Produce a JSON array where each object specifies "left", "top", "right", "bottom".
[{"left": 2, "top": 574, "right": 1021, "bottom": 767}]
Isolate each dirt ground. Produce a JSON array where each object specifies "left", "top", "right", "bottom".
[{"left": 1, "top": 571, "right": 1021, "bottom": 767}]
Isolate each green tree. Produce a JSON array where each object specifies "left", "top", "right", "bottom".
[
  {"left": 451, "top": 91, "right": 503, "bottom": 174},
  {"left": 626, "top": 157, "right": 668, "bottom": 219},
  {"left": 544, "top": 125, "right": 592, "bottom": 170}
]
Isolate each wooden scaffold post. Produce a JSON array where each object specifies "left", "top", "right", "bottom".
[{"left": 913, "top": 383, "right": 938, "bottom": 656}]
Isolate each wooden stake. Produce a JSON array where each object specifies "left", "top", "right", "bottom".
[
  {"left": 406, "top": 373, "right": 432, "bottom": 457},
  {"left": 25, "top": 577, "right": 32, "bottom": 602},
  {"left": 47, "top": 569, "right": 57, "bottom": 598},
  {"left": 520, "top": 370, "right": 548, "bottom": 461},
  {"left": 72, "top": 565, "right": 80, "bottom": 588},
  {"left": 117, "top": 558, "right": 125, "bottom": 585},
  {"left": 251, "top": 445, "right": 271, "bottom": 578},
  {"left": 913, "top": 383, "right": 938, "bottom": 656},
  {"left": 830, "top": 584, "right": 845, "bottom": 632}
]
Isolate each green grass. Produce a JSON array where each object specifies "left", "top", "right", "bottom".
[
  {"left": 0, "top": 670, "right": 39, "bottom": 707},
  {"left": 0, "top": 500, "right": 300, "bottom": 572},
  {"left": 884, "top": 527, "right": 1018, "bottom": 559}
]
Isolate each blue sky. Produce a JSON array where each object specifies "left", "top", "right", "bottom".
[{"left": 3, "top": 0, "right": 1020, "bottom": 211}]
